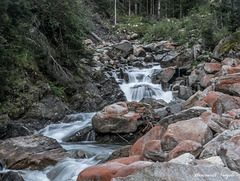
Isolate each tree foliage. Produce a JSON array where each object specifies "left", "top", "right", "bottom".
[{"left": 0, "top": 0, "right": 90, "bottom": 101}]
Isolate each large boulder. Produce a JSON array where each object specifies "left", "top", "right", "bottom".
[
  {"left": 202, "top": 92, "right": 240, "bottom": 115},
  {"left": 215, "top": 73, "right": 240, "bottom": 97},
  {"left": 92, "top": 102, "right": 153, "bottom": 134},
  {"left": 112, "top": 161, "right": 153, "bottom": 179},
  {"left": 109, "top": 156, "right": 142, "bottom": 165},
  {"left": 107, "top": 145, "right": 132, "bottom": 161},
  {"left": 178, "top": 85, "right": 193, "bottom": 100},
  {"left": 161, "top": 117, "right": 213, "bottom": 151},
  {"left": 169, "top": 153, "right": 197, "bottom": 165},
  {"left": 218, "top": 132, "right": 240, "bottom": 173},
  {"left": 70, "top": 72, "right": 126, "bottom": 113},
  {"left": 112, "top": 162, "right": 240, "bottom": 181},
  {"left": 227, "top": 67, "right": 240, "bottom": 74},
  {"left": 130, "top": 126, "right": 165, "bottom": 156},
  {"left": 0, "top": 134, "right": 68, "bottom": 170},
  {"left": 200, "top": 111, "right": 233, "bottom": 133},
  {"left": 133, "top": 46, "right": 146, "bottom": 57},
  {"left": 183, "top": 91, "right": 206, "bottom": 109},
  {"left": 77, "top": 161, "right": 126, "bottom": 181},
  {"left": 166, "top": 140, "right": 203, "bottom": 161},
  {"left": 151, "top": 67, "right": 176, "bottom": 84},
  {"left": 158, "top": 106, "right": 209, "bottom": 129},
  {"left": 199, "top": 130, "right": 240, "bottom": 159},
  {"left": 222, "top": 58, "right": 240, "bottom": 67},
  {"left": 0, "top": 171, "right": 24, "bottom": 181},
  {"left": 200, "top": 74, "right": 215, "bottom": 88},
  {"left": 160, "top": 51, "right": 179, "bottom": 68},
  {"left": 107, "top": 42, "right": 133, "bottom": 59},
  {"left": 204, "top": 63, "right": 221, "bottom": 74},
  {"left": 24, "top": 95, "right": 71, "bottom": 122},
  {"left": 141, "top": 140, "right": 164, "bottom": 161},
  {"left": 0, "top": 121, "right": 32, "bottom": 140}
]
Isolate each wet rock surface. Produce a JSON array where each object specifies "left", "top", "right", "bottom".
[{"left": 0, "top": 134, "right": 69, "bottom": 170}]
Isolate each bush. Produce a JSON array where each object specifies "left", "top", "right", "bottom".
[{"left": 143, "top": 19, "right": 182, "bottom": 42}]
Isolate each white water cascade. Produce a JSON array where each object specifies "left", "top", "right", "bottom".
[
  {"left": 1, "top": 113, "right": 123, "bottom": 181},
  {"left": 114, "top": 64, "right": 173, "bottom": 103}
]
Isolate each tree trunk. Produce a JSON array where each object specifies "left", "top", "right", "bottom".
[
  {"left": 152, "top": 0, "right": 155, "bottom": 15},
  {"left": 129, "top": 0, "right": 131, "bottom": 16},
  {"left": 173, "top": 0, "right": 175, "bottom": 17},
  {"left": 158, "top": 0, "right": 161, "bottom": 18},
  {"left": 165, "top": 1, "right": 167, "bottom": 18},
  {"left": 180, "top": 0, "right": 182, "bottom": 19},
  {"left": 147, "top": 0, "right": 149, "bottom": 15},
  {"left": 135, "top": 3, "right": 137, "bottom": 14},
  {"left": 115, "top": 0, "right": 117, "bottom": 25}
]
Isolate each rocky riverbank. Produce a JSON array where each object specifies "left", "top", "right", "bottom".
[
  {"left": 76, "top": 38, "right": 240, "bottom": 180},
  {"left": 1, "top": 33, "right": 240, "bottom": 180}
]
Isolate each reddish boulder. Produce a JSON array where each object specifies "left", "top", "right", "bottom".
[
  {"left": 133, "top": 46, "right": 146, "bottom": 57},
  {"left": 222, "top": 58, "right": 240, "bottom": 67},
  {"left": 130, "top": 126, "right": 165, "bottom": 156},
  {"left": 200, "top": 74, "right": 215, "bottom": 88},
  {"left": 200, "top": 111, "right": 232, "bottom": 133},
  {"left": 166, "top": 140, "right": 203, "bottom": 161},
  {"left": 202, "top": 92, "right": 240, "bottom": 115},
  {"left": 204, "top": 63, "right": 221, "bottom": 74},
  {"left": 109, "top": 156, "right": 142, "bottom": 165},
  {"left": 142, "top": 140, "right": 162, "bottom": 159},
  {"left": 227, "top": 67, "right": 240, "bottom": 74},
  {"left": 218, "top": 132, "right": 240, "bottom": 173},
  {"left": 92, "top": 102, "right": 153, "bottom": 133},
  {"left": 203, "top": 86, "right": 215, "bottom": 94},
  {"left": 161, "top": 118, "right": 213, "bottom": 151},
  {"left": 112, "top": 161, "right": 153, "bottom": 179},
  {"left": 215, "top": 73, "right": 240, "bottom": 97},
  {"left": 77, "top": 161, "right": 126, "bottom": 181},
  {"left": 199, "top": 130, "right": 240, "bottom": 159}
]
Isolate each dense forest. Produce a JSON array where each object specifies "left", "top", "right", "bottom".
[{"left": 0, "top": 0, "right": 240, "bottom": 116}]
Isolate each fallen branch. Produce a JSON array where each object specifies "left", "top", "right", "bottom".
[
  {"left": 116, "top": 133, "right": 130, "bottom": 144},
  {"left": 91, "top": 32, "right": 103, "bottom": 42}
]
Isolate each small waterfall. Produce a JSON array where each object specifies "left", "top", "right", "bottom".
[
  {"left": 114, "top": 65, "right": 173, "bottom": 103},
  {"left": 14, "top": 112, "right": 123, "bottom": 181},
  {"left": 37, "top": 113, "right": 95, "bottom": 142},
  {"left": 86, "top": 129, "right": 96, "bottom": 141}
]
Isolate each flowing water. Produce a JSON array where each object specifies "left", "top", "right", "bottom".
[
  {"left": 1, "top": 113, "right": 122, "bottom": 181},
  {"left": 1, "top": 63, "right": 173, "bottom": 181},
  {"left": 114, "top": 64, "right": 173, "bottom": 103}
]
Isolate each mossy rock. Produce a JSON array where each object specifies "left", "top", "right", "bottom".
[{"left": 219, "top": 32, "right": 240, "bottom": 54}]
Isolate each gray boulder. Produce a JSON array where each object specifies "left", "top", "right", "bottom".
[
  {"left": 158, "top": 107, "right": 209, "bottom": 129},
  {"left": 112, "top": 162, "right": 240, "bottom": 181},
  {"left": 0, "top": 134, "right": 69, "bottom": 170}
]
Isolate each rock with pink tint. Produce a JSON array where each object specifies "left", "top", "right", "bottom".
[
  {"left": 112, "top": 161, "right": 153, "bottom": 179},
  {"left": 130, "top": 126, "right": 165, "bottom": 156},
  {"left": 204, "top": 63, "right": 221, "bottom": 74},
  {"left": 166, "top": 140, "right": 203, "bottom": 161},
  {"left": 161, "top": 117, "right": 213, "bottom": 151}
]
